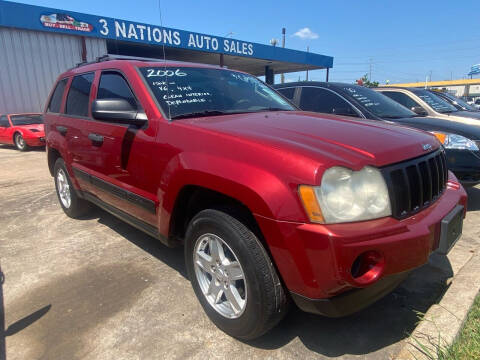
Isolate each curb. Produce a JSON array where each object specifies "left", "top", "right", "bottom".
[{"left": 395, "top": 246, "right": 480, "bottom": 360}]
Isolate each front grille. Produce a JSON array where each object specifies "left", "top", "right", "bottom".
[{"left": 381, "top": 149, "right": 448, "bottom": 219}]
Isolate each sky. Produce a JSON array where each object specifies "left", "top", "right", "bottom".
[{"left": 14, "top": 0, "right": 480, "bottom": 84}]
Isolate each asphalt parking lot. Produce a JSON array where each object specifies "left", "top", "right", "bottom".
[{"left": 1, "top": 146, "right": 479, "bottom": 360}]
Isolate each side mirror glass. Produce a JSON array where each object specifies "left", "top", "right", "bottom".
[
  {"left": 411, "top": 106, "right": 428, "bottom": 116},
  {"left": 92, "top": 99, "right": 147, "bottom": 126}
]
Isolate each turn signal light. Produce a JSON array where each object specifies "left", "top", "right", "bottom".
[{"left": 298, "top": 185, "right": 325, "bottom": 223}]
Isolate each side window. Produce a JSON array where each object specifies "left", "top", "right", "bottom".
[
  {"left": 277, "top": 87, "right": 295, "bottom": 101},
  {"left": 381, "top": 91, "right": 420, "bottom": 110},
  {"left": 65, "top": 73, "right": 94, "bottom": 117},
  {"left": 299, "top": 87, "right": 358, "bottom": 117},
  {"left": 97, "top": 71, "right": 137, "bottom": 109},
  {"left": 47, "top": 78, "right": 67, "bottom": 113},
  {"left": 0, "top": 115, "right": 9, "bottom": 128}
]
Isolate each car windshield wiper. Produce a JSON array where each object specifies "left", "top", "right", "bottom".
[
  {"left": 381, "top": 115, "right": 404, "bottom": 119},
  {"left": 255, "top": 107, "right": 294, "bottom": 112},
  {"left": 170, "top": 110, "right": 229, "bottom": 120}
]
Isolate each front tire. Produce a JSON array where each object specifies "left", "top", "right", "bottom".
[
  {"left": 14, "top": 133, "right": 28, "bottom": 151},
  {"left": 54, "top": 158, "right": 91, "bottom": 218},
  {"left": 185, "top": 209, "right": 288, "bottom": 340}
]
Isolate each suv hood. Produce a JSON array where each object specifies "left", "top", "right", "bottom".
[{"left": 184, "top": 111, "right": 440, "bottom": 168}]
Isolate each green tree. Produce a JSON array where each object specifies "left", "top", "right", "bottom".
[{"left": 356, "top": 74, "right": 379, "bottom": 88}]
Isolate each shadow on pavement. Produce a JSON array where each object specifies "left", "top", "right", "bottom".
[
  {"left": 95, "top": 208, "right": 187, "bottom": 279},
  {"left": 4, "top": 305, "right": 51, "bottom": 337},
  {"left": 466, "top": 186, "right": 480, "bottom": 212},
  {"left": 90, "top": 207, "right": 454, "bottom": 357}
]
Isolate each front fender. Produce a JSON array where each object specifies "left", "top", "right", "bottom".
[{"left": 157, "top": 151, "right": 306, "bottom": 237}]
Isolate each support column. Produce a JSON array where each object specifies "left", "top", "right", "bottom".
[
  {"left": 219, "top": 53, "right": 224, "bottom": 67},
  {"left": 265, "top": 66, "right": 274, "bottom": 85},
  {"left": 326, "top": 68, "right": 330, "bottom": 82}
]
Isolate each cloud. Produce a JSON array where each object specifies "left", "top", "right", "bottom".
[{"left": 292, "top": 27, "right": 319, "bottom": 40}]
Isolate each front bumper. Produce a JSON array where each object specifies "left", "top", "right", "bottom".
[
  {"left": 25, "top": 135, "right": 46, "bottom": 147},
  {"left": 255, "top": 173, "right": 467, "bottom": 312},
  {"left": 446, "top": 148, "right": 480, "bottom": 185}
]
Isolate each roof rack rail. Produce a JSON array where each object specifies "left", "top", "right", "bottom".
[{"left": 70, "top": 54, "right": 221, "bottom": 70}]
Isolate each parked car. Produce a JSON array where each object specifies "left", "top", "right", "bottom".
[
  {"left": 474, "top": 98, "right": 480, "bottom": 110},
  {"left": 431, "top": 91, "right": 479, "bottom": 112},
  {"left": 0, "top": 113, "right": 45, "bottom": 151},
  {"left": 375, "top": 87, "right": 480, "bottom": 121},
  {"left": 44, "top": 57, "right": 467, "bottom": 340},
  {"left": 274, "top": 82, "right": 480, "bottom": 186}
]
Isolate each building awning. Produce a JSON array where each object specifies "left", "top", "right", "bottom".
[{"left": 0, "top": 1, "right": 334, "bottom": 77}]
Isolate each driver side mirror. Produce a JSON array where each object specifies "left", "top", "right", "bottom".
[
  {"left": 411, "top": 106, "right": 428, "bottom": 116},
  {"left": 92, "top": 99, "right": 147, "bottom": 126}
]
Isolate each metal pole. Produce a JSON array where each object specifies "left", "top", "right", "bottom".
[
  {"left": 326, "top": 68, "right": 329, "bottom": 82},
  {"left": 280, "top": 28, "right": 285, "bottom": 84},
  {"left": 306, "top": 46, "right": 309, "bottom": 81},
  {"left": 219, "top": 53, "right": 224, "bottom": 67}
]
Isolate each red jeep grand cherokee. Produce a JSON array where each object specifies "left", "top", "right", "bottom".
[{"left": 44, "top": 57, "right": 467, "bottom": 339}]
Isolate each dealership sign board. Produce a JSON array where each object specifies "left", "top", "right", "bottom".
[
  {"left": 468, "top": 64, "right": 480, "bottom": 76},
  {"left": 0, "top": 1, "right": 333, "bottom": 69}
]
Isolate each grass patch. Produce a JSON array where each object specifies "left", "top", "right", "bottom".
[{"left": 444, "top": 292, "right": 480, "bottom": 359}]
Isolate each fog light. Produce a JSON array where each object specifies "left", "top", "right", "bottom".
[{"left": 351, "top": 251, "right": 384, "bottom": 286}]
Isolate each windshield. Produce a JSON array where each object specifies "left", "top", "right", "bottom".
[
  {"left": 10, "top": 114, "right": 43, "bottom": 125},
  {"left": 341, "top": 85, "right": 416, "bottom": 118},
  {"left": 438, "top": 92, "right": 476, "bottom": 111},
  {"left": 139, "top": 67, "right": 295, "bottom": 119},
  {"left": 412, "top": 89, "right": 458, "bottom": 113}
]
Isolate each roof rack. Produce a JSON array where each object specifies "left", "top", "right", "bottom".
[{"left": 70, "top": 54, "right": 223, "bottom": 72}]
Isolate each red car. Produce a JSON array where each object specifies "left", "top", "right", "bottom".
[
  {"left": 0, "top": 113, "right": 45, "bottom": 151},
  {"left": 44, "top": 57, "right": 467, "bottom": 339}
]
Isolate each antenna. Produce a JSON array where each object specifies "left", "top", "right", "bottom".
[{"left": 157, "top": 0, "right": 171, "bottom": 119}]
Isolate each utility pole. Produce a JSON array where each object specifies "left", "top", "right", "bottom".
[
  {"left": 306, "top": 46, "right": 309, "bottom": 81},
  {"left": 280, "top": 27, "right": 286, "bottom": 84},
  {"left": 369, "top": 58, "right": 373, "bottom": 81}
]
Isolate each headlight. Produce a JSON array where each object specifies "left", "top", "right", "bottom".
[
  {"left": 299, "top": 166, "right": 391, "bottom": 224},
  {"left": 431, "top": 132, "right": 479, "bottom": 151}
]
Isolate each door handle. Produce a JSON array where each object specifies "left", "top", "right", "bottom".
[
  {"left": 88, "top": 133, "right": 104, "bottom": 145},
  {"left": 56, "top": 126, "right": 67, "bottom": 136}
]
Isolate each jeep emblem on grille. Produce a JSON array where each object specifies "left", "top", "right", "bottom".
[{"left": 422, "top": 143, "right": 432, "bottom": 151}]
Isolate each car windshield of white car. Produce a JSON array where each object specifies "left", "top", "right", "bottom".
[
  {"left": 414, "top": 90, "right": 458, "bottom": 114},
  {"left": 10, "top": 115, "right": 43, "bottom": 125},
  {"left": 139, "top": 67, "right": 295, "bottom": 119}
]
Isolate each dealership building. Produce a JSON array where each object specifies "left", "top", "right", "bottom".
[{"left": 0, "top": 1, "right": 334, "bottom": 114}]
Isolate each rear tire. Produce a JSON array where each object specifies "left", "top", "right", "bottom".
[
  {"left": 54, "top": 158, "right": 91, "bottom": 218},
  {"left": 185, "top": 209, "right": 288, "bottom": 340},
  {"left": 14, "top": 133, "right": 28, "bottom": 151}
]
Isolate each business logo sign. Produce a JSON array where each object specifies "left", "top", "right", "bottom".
[{"left": 40, "top": 13, "right": 93, "bottom": 32}]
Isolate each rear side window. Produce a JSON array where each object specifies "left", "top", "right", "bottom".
[
  {"left": 0, "top": 115, "right": 9, "bottom": 127},
  {"left": 381, "top": 91, "right": 420, "bottom": 110},
  {"left": 66, "top": 73, "right": 94, "bottom": 117},
  {"left": 299, "top": 87, "right": 358, "bottom": 117},
  {"left": 97, "top": 72, "right": 137, "bottom": 109},
  {"left": 48, "top": 78, "right": 67, "bottom": 113},
  {"left": 277, "top": 87, "right": 295, "bottom": 101}
]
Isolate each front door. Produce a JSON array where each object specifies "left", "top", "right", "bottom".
[{"left": 72, "top": 70, "right": 158, "bottom": 226}]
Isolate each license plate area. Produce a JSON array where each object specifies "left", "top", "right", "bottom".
[{"left": 437, "top": 205, "right": 464, "bottom": 255}]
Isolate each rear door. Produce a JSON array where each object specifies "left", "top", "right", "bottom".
[
  {"left": 0, "top": 115, "right": 11, "bottom": 143},
  {"left": 299, "top": 86, "right": 360, "bottom": 117}
]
